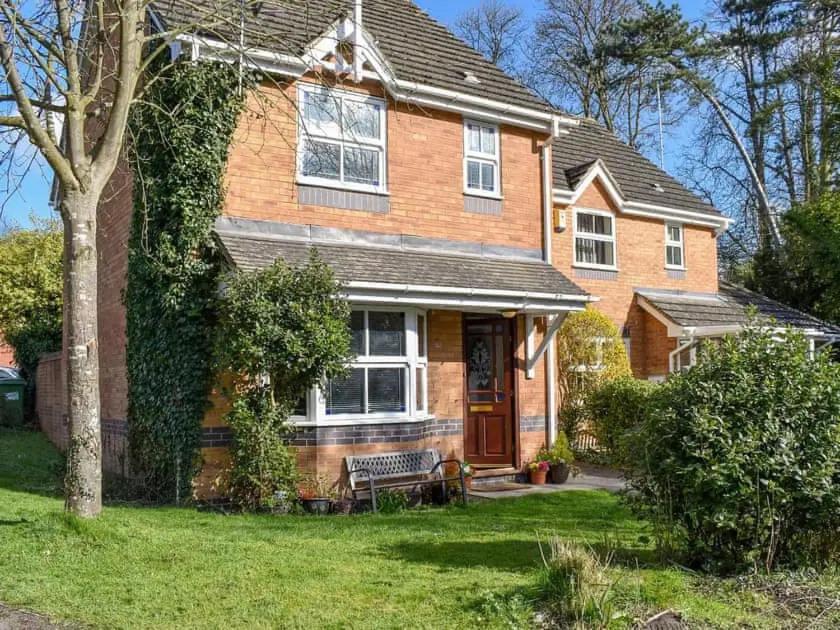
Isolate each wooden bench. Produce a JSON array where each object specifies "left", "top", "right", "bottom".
[{"left": 345, "top": 449, "right": 467, "bottom": 513}]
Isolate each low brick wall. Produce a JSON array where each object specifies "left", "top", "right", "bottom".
[{"left": 35, "top": 352, "right": 67, "bottom": 451}]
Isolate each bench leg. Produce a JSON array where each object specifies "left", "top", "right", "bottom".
[
  {"left": 370, "top": 481, "right": 378, "bottom": 513},
  {"left": 459, "top": 468, "right": 468, "bottom": 506}
]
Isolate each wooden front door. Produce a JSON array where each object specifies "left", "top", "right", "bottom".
[{"left": 464, "top": 317, "right": 515, "bottom": 466}]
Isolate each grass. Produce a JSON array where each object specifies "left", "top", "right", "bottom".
[{"left": 0, "top": 428, "right": 837, "bottom": 629}]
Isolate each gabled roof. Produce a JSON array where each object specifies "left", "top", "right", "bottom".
[
  {"left": 151, "top": 0, "right": 550, "bottom": 112},
  {"left": 636, "top": 283, "right": 840, "bottom": 338},
  {"left": 553, "top": 119, "right": 722, "bottom": 220}
]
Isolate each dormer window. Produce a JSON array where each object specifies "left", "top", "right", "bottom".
[
  {"left": 297, "top": 83, "right": 387, "bottom": 193},
  {"left": 665, "top": 222, "right": 685, "bottom": 269},
  {"left": 463, "top": 119, "right": 500, "bottom": 197}
]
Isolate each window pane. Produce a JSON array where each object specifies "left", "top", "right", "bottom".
[
  {"left": 668, "top": 225, "right": 682, "bottom": 242},
  {"left": 302, "top": 90, "right": 340, "bottom": 134},
  {"left": 326, "top": 368, "right": 365, "bottom": 415},
  {"left": 344, "top": 146, "right": 380, "bottom": 185},
  {"left": 667, "top": 245, "right": 683, "bottom": 267},
  {"left": 369, "top": 311, "right": 405, "bottom": 356},
  {"left": 577, "top": 213, "right": 612, "bottom": 235},
  {"left": 350, "top": 311, "right": 365, "bottom": 355},
  {"left": 292, "top": 393, "right": 307, "bottom": 417},
  {"left": 344, "top": 100, "right": 381, "bottom": 140},
  {"left": 480, "top": 126, "right": 495, "bottom": 154},
  {"left": 576, "top": 238, "right": 614, "bottom": 266},
  {"left": 467, "top": 124, "right": 481, "bottom": 152},
  {"left": 467, "top": 160, "right": 481, "bottom": 189},
  {"left": 468, "top": 335, "right": 493, "bottom": 391},
  {"left": 301, "top": 140, "right": 340, "bottom": 180},
  {"left": 481, "top": 163, "right": 495, "bottom": 191},
  {"left": 416, "top": 367, "right": 426, "bottom": 412},
  {"left": 368, "top": 368, "right": 406, "bottom": 413},
  {"left": 417, "top": 314, "right": 426, "bottom": 357}
]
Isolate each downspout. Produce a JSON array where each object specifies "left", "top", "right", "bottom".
[
  {"left": 353, "top": 0, "right": 363, "bottom": 83},
  {"left": 542, "top": 128, "right": 558, "bottom": 446}
]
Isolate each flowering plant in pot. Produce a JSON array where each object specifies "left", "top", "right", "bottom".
[
  {"left": 528, "top": 460, "right": 550, "bottom": 484},
  {"left": 298, "top": 474, "right": 336, "bottom": 515},
  {"left": 538, "top": 433, "right": 577, "bottom": 484}
]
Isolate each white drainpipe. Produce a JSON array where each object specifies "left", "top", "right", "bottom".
[
  {"left": 541, "top": 134, "right": 558, "bottom": 445},
  {"left": 353, "top": 0, "right": 363, "bottom": 83}
]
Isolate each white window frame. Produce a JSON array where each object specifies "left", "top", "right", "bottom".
[
  {"left": 293, "top": 306, "right": 430, "bottom": 426},
  {"left": 665, "top": 222, "right": 686, "bottom": 270},
  {"left": 296, "top": 83, "right": 388, "bottom": 194},
  {"left": 463, "top": 119, "right": 501, "bottom": 199},
  {"left": 572, "top": 207, "right": 618, "bottom": 271}
]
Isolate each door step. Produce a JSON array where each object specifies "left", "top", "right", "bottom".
[{"left": 471, "top": 467, "right": 523, "bottom": 486}]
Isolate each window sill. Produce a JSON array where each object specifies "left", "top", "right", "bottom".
[
  {"left": 296, "top": 178, "right": 390, "bottom": 197},
  {"left": 463, "top": 190, "right": 503, "bottom": 201},
  {"left": 665, "top": 265, "right": 687, "bottom": 271},
  {"left": 572, "top": 263, "right": 619, "bottom": 272},
  {"left": 290, "top": 414, "right": 435, "bottom": 428}
]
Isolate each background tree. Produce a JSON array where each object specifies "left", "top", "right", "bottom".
[
  {"left": 0, "top": 220, "right": 62, "bottom": 376},
  {"left": 531, "top": 0, "right": 681, "bottom": 151},
  {"left": 454, "top": 0, "right": 527, "bottom": 74}
]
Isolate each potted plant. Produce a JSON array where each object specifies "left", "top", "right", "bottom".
[
  {"left": 528, "top": 460, "right": 550, "bottom": 485},
  {"left": 462, "top": 461, "right": 474, "bottom": 490},
  {"left": 539, "top": 433, "right": 576, "bottom": 484},
  {"left": 298, "top": 475, "right": 335, "bottom": 515}
]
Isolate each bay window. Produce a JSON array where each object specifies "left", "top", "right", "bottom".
[
  {"left": 296, "top": 308, "right": 428, "bottom": 424},
  {"left": 665, "top": 222, "right": 685, "bottom": 269},
  {"left": 297, "top": 84, "right": 387, "bottom": 193},
  {"left": 463, "top": 119, "right": 500, "bottom": 197},
  {"left": 574, "top": 208, "right": 617, "bottom": 269}
]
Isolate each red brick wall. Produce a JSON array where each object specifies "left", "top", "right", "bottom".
[
  {"left": 551, "top": 178, "right": 720, "bottom": 377},
  {"left": 224, "top": 76, "right": 548, "bottom": 251},
  {"left": 35, "top": 353, "right": 67, "bottom": 450},
  {"left": 0, "top": 333, "right": 14, "bottom": 367}
]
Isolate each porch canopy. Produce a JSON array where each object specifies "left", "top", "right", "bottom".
[
  {"left": 636, "top": 283, "right": 840, "bottom": 370},
  {"left": 214, "top": 217, "right": 591, "bottom": 315}
]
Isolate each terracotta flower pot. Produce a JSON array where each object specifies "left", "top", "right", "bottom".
[{"left": 529, "top": 469, "right": 548, "bottom": 485}]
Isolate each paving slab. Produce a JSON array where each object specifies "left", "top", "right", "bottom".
[{"left": 469, "top": 464, "right": 626, "bottom": 499}]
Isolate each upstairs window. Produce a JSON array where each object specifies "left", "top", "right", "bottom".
[
  {"left": 665, "top": 223, "right": 685, "bottom": 269},
  {"left": 463, "top": 120, "right": 500, "bottom": 197},
  {"left": 574, "top": 209, "right": 617, "bottom": 269},
  {"left": 298, "top": 84, "right": 387, "bottom": 193}
]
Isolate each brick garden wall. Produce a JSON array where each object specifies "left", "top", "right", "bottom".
[
  {"left": 35, "top": 353, "right": 66, "bottom": 450},
  {"left": 0, "top": 333, "right": 15, "bottom": 367}
]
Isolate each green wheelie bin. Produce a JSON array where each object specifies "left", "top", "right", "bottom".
[{"left": 0, "top": 368, "right": 26, "bottom": 427}]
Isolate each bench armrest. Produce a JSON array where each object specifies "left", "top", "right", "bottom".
[
  {"left": 429, "top": 458, "right": 463, "bottom": 476},
  {"left": 349, "top": 467, "right": 380, "bottom": 513}
]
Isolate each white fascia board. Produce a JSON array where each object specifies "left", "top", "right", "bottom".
[
  {"left": 181, "top": 31, "right": 555, "bottom": 132},
  {"left": 346, "top": 280, "right": 592, "bottom": 303},
  {"left": 345, "top": 290, "right": 586, "bottom": 314},
  {"left": 552, "top": 187, "right": 732, "bottom": 232}
]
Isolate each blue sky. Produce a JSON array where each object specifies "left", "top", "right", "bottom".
[{"left": 1, "top": 0, "right": 710, "bottom": 229}]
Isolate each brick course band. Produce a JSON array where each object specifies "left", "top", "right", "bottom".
[{"left": 520, "top": 415, "right": 547, "bottom": 433}]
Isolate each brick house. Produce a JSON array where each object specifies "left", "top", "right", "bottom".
[
  {"left": 0, "top": 333, "right": 14, "bottom": 367},
  {"left": 38, "top": 0, "right": 839, "bottom": 495}
]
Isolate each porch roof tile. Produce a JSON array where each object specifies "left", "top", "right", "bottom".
[
  {"left": 215, "top": 230, "right": 587, "bottom": 298},
  {"left": 636, "top": 283, "right": 840, "bottom": 335}
]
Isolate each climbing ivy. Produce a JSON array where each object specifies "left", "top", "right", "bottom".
[{"left": 125, "top": 61, "right": 246, "bottom": 500}]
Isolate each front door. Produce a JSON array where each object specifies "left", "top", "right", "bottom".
[{"left": 464, "top": 317, "right": 515, "bottom": 466}]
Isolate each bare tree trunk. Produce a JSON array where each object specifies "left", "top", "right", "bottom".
[{"left": 61, "top": 189, "right": 102, "bottom": 518}]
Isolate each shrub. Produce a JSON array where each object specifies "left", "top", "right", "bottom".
[
  {"left": 225, "top": 388, "right": 299, "bottom": 510},
  {"left": 376, "top": 489, "right": 410, "bottom": 514},
  {"left": 536, "top": 537, "right": 623, "bottom": 628},
  {"left": 627, "top": 321, "right": 840, "bottom": 572},
  {"left": 587, "top": 376, "right": 657, "bottom": 466},
  {"left": 556, "top": 307, "right": 631, "bottom": 437}
]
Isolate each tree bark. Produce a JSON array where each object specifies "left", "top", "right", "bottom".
[{"left": 61, "top": 189, "right": 102, "bottom": 518}]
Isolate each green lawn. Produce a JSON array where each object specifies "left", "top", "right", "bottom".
[{"left": 0, "top": 428, "right": 836, "bottom": 629}]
